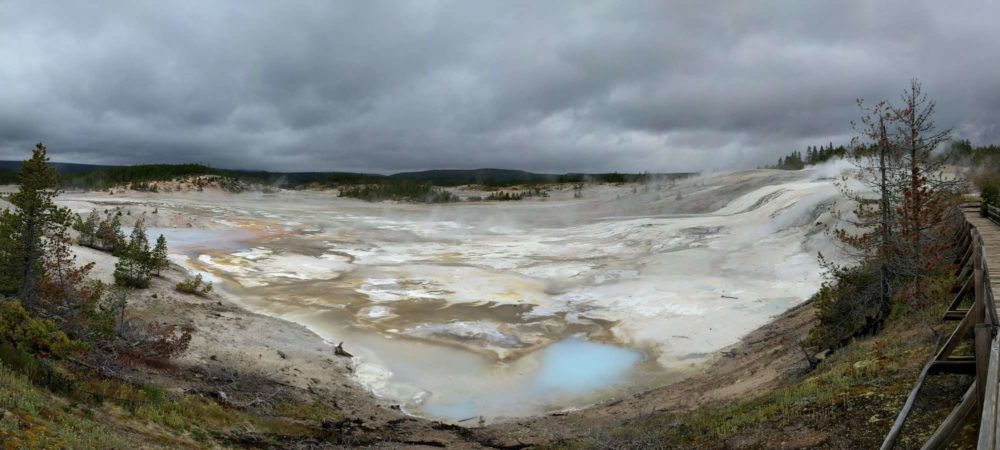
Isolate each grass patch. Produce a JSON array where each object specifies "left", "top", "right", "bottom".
[
  {"left": 0, "top": 362, "right": 127, "bottom": 449},
  {"left": 0, "top": 353, "right": 363, "bottom": 448},
  {"left": 273, "top": 399, "right": 340, "bottom": 422}
]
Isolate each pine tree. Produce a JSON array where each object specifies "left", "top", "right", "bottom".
[
  {"left": 0, "top": 143, "right": 65, "bottom": 308},
  {"left": 37, "top": 206, "right": 99, "bottom": 323},
  {"left": 151, "top": 234, "right": 168, "bottom": 276},
  {"left": 888, "top": 80, "right": 958, "bottom": 303},
  {"left": 77, "top": 210, "right": 100, "bottom": 247},
  {"left": 100, "top": 212, "right": 125, "bottom": 252},
  {"left": 114, "top": 217, "right": 153, "bottom": 288},
  {"left": 102, "top": 285, "right": 129, "bottom": 338}
]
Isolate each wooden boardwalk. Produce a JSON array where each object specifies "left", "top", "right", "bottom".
[
  {"left": 966, "top": 206, "right": 1000, "bottom": 296},
  {"left": 968, "top": 204, "right": 1000, "bottom": 450},
  {"left": 881, "top": 203, "right": 1000, "bottom": 449}
]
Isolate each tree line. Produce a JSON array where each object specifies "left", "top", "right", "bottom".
[
  {"left": 14, "top": 160, "right": 692, "bottom": 193},
  {"left": 768, "top": 143, "right": 851, "bottom": 170},
  {"left": 338, "top": 180, "right": 459, "bottom": 203},
  {"left": 485, "top": 191, "right": 524, "bottom": 201}
]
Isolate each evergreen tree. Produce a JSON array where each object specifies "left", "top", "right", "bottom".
[
  {"left": 114, "top": 217, "right": 153, "bottom": 288},
  {"left": 151, "top": 234, "right": 169, "bottom": 276},
  {"left": 101, "top": 285, "right": 129, "bottom": 338},
  {"left": 99, "top": 212, "right": 125, "bottom": 252},
  {"left": 0, "top": 143, "right": 66, "bottom": 308},
  {"left": 76, "top": 210, "right": 100, "bottom": 247},
  {"left": 889, "top": 80, "right": 957, "bottom": 303},
  {"left": 37, "top": 207, "right": 100, "bottom": 325}
]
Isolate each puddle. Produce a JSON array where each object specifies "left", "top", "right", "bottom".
[
  {"left": 126, "top": 227, "right": 256, "bottom": 252},
  {"left": 345, "top": 329, "right": 643, "bottom": 421}
]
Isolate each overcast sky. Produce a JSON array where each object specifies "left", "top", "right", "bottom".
[{"left": 0, "top": 1, "right": 997, "bottom": 173}]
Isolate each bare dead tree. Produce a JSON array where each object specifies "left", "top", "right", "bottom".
[
  {"left": 834, "top": 80, "right": 960, "bottom": 307},
  {"left": 885, "top": 80, "right": 961, "bottom": 303}
]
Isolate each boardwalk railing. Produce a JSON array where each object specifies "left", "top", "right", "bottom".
[
  {"left": 978, "top": 202, "right": 1000, "bottom": 450},
  {"left": 881, "top": 201, "right": 1000, "bottom": 449}
]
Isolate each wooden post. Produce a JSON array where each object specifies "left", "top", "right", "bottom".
[
  {"left": 977, "top": 324, "right": 992, "bottom": 411},
  {"left": 977, "top": 243, "right": 986, "bottom": 324},
  {"left": 922, "top": 383, "right": 978, "bottom": 450},
  {"left": 881, "top": 359, "right": 934, "bottom": 450},
  {"left": 978, "top": 337, "right": 1000, "bottom": 450}
]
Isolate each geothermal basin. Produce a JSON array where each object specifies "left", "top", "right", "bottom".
[{"left": 60, "top": 167, "right": 846, "bottom": 422}]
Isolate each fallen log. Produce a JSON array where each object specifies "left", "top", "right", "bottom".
[{"left": 335, "top": 342, "right": 353, "bottom": 358}]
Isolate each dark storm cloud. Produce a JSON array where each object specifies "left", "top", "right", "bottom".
[{"left": 1, "top": 1, "right": 998, "bottom": 173}]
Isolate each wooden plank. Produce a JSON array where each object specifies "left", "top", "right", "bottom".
[
  {"left": 958, "top": 234, "right": 973, "bottom": 259},
  {"left": 977, "top": 325, "right": 992, "bottom": 409},
  {"left": 977, "top": 336, "right": 1000, "bottom": 450},
  {"left": 958, "top": 259, "right": 975, "bottom": 284},
  {"left": 929, "top": 358, "right": 976, "bottom": 375},
  {"left": 935, "top": 301, "right": 981, "bottom": 363},
  {"left": 947, "top": 275, "right": 973, "bottom": 309},
  {"left": 976, "top": 245, "right": 985, "bottom": 317},
  {"left": 881, "top": 358, "right": 936, "bottom": 450},
  {"left": 943, "top": 309, "right": 969, "bottom": 321},
  {"left": 981, "top": 242, "right": 1000, "bottom": 332},
  {"left": 921, "top": 383, "right": 979, "bottom": 449}
]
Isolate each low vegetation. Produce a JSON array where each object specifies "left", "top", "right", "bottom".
[
  {"left": 175, "top": 274, "right": 213, "bottom": 296},
  {"left": 338, "top": 180, "right": 458, "bottom": 203},
  {"left": 485, "top": 190, "right": 523, "bottom": 201},
  {"left": 73, "top": 209, "right": 125, "bottom": 252},
  {"left": 0, "top": 360, "right": 127, "bottom": 449}
]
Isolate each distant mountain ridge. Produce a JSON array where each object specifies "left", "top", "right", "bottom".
[
  {"left": 0, "top": 160, "right": 115, "bottom": 174},
  {"left": 0, "top": 160, "right": 692, "bottom": 188}
]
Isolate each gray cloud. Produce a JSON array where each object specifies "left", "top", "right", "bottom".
[{"left": 1, "top": 0, "right": 998, "bottom": 173}]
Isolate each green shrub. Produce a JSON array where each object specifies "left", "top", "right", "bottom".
[
  {"left": 141, "top": 383, "right": 167, "bottom": 404},
  {"left": 0, "top": 342, "right": 75, "bottom": 394},
  {"left": 486, "top": 190, "right": 523, "bottom": 201},
  {"left": 0, "top": 300, "right": 85, "bottom": 357},
  {"left": 0, "top": 361, "right": 126, "bottom": 448},
  {"left": 979, "top": 174, "right": 1000, "bottom": 216},
  {"left": 806, "top": 263, "right": 886, "bottom": 351},
  {"left": 0, "top": 361, "right": 45, "bottom": 413},
  {"left": 176, "top": 274, "right": 213, "bottom": 296}
]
